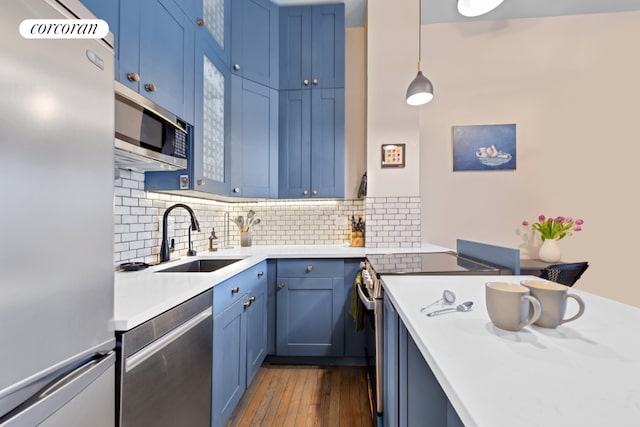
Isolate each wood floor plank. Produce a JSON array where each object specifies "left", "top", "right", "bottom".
[
  {"left": 258, "top": 366, "right": 292, "bottom": 425},
  {"left": 292, "top": 368, "right": 316, "bottom": 427},
  {"left": 231, "top": 367, "right": 269, "bottom": 427},
  {"left": 226, "top": 364, "right": 371, "bottom": 427}
]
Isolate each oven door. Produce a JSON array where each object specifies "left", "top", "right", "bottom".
[{"left": 358, "top": 281, "right": 383, "bottom": 420}]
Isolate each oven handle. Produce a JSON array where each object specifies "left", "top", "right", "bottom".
[{"left": 357, "top": 281, "right": 376, "bottom": 311}]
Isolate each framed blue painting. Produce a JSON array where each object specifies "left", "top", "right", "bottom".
[{"left": 452, "top": 124, "right": 516, "bottom": 171}]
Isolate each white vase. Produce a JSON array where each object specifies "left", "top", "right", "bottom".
[{"left": 538, "top": 238, "right": 561, "bottom": 262}]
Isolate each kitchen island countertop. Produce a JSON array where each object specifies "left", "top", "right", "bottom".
[
  {"left": 114, "top": 243, "right": 450, "bottom": 331},
  {"left": 382, "top": 275, "right": 640, "bottom": 426}
]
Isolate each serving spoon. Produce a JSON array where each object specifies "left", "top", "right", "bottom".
[
  {"left": 426, "top": 301, "right": 474, "bottom": 317},
  {"left": 419, "top": 289, "right": 456, "bottom": 312}
]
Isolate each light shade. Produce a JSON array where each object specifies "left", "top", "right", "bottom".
[
  {"left": 406, "top": 71, "right": 434, "bottom": 106},
  {"left": 457, "top": 0, "right": 505, "bottom": 17}
]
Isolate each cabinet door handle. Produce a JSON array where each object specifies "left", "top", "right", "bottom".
[
  {"left": 233, "top": 64, "right": 240, "bottom": 71},
  {"left": 303, "top": 190, "right": 309, "bottom": 195},
  {"left": 249, "top": 296, "right": 256, "bottom": 302},
  {"left": 231, "top": 287, "right": 240, "bottom": 294},
  {"left": 196, "top": 18, "right": 205, "bottom": 26},
  {"left": 303, "top": 79, "right": 309, "bottom": 86},
  {"left": 306, "top": 265, "right": 313, "bottom": 272},
  {"left": 243, "top": 300, "right": 252, "bottom": 308},
  {"left": 127, "top": 72, "right": 140, "bottom": 82},
  {"left": 312, "top": 79, "right": 318, "bottom": 85},
  {"left": 257, "top": 271, "right": 264, "bottom": 277},
  {"left": 278, "top": 282, "right": 285, "bottom": 289},
  {"left": 144, "top": 83, "right": 156, "bottom": 92},
  {"left": 232, "top": 187, "right": 240, "bottom": 193},
  {"left": 312, "top": 190, "right": 318, "bottom": 195}
]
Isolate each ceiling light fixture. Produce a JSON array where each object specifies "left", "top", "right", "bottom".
[
  {"left": 406, "top": 0, "right": 433, "bottom": 106},
  {"left": 457, "top": 0, "right": 505, "bottom": 17}
]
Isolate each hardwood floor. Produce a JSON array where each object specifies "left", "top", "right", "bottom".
[{"left": 226, "top": 364, "right": 374, "bottom": 427}]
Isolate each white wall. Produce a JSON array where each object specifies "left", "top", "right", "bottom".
[
  {"left": 344, "top": 27, "right": 367, "bottom": 199},
  {"left": 418, "top": 12, "right": 640, "bottom": 306},
  {"left": 366, "top": 0, "right": 421, "bottom": 198}
]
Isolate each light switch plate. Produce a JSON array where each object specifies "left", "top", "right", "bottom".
[{"left": 179, "top": 175, "right": 189, "bottom": 189}]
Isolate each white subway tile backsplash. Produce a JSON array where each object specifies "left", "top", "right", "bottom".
[
  {"left": 365, "top": 196, "right": 421, "bottom": 248},
  {"left": 113, "top": 168, "right": 365, "bottom": 265}
]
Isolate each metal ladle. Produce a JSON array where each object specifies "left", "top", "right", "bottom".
[{"left": 419, "top": 289, "right": 456, "bottom": 312}]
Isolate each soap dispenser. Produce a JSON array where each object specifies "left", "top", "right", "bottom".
[{"left": 208, "top": 228, "right": 219, "bottom": 252}]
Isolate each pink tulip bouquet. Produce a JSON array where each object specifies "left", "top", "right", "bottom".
[{"left": 521, "top": 215, "right": 584, "bottom": 241}]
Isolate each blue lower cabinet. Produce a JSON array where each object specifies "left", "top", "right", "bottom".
[
  {"left": 245, "top": 270, "right": 268, "bottom": 385},
  {"left": 383, "top": 294, "right": 400, "bottom": 427},
  {"left": 275, "top": 259, "right": 345, "bottom": 356},
  {"left": 267, "top": 259, "right": 277, "bottom": 355},
  {"left": 212, "top": 261, "right": 267, "bottom": 427},
  {"left": 385, "top": 294, "right": 465, "bottom": 427},
  {"left": 212, "top": 296, "right": 246, "bottom": 427}
]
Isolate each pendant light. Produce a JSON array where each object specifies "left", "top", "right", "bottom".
[
  {"left": 457, "top": 0, "right": 505, "bottom": 17},
  {"left": 406, "top": 0, "right": 433, "bottom": 106}
]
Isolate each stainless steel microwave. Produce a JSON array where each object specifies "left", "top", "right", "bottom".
[{"left": 114, "top": 81, "right": 190, "bottom": 171}]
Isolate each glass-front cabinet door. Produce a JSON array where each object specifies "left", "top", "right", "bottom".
[
  {"left": 179, "top": 0, "right": 230, "bottom": 66},
  {"left": 193, "top": 36, "right": 230, "bottom": 195}
]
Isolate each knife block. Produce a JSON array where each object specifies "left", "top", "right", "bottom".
[{"left": 350, "top": 231, "right": 364, "bottom": 247}]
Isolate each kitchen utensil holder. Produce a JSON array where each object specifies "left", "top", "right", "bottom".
[{"left": 240, "top": 231, "right": 252, "bottom": 247}]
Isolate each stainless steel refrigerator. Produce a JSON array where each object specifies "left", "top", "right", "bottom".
[{"left": 0, "top": 0, "right": 115, "bottom": 426}]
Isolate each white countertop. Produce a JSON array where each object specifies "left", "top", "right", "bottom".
[
  {"left": 114, "top": 243, "right": 450, "bottom": 331},
  {"left": 382, "top": 275, "right": 640, "bottom": 427}
]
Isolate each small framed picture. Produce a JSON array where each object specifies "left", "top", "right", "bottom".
[{"left": 381, "top": 144, "right": 405, "bottom": 168}]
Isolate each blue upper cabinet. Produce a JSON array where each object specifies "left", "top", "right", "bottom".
[
  {"left": 278, "top": 87, "right": 344, "bottom": 199},
  {"left": 231, "top": 0, "right": 279, "bottom": 89},
  {"left": 228, "top": 0, "right": 280, "bottom": 199},
  {"left": 279, "top": 4, "right": 345, "bottom": 199},
  {"left": 279, "top": 4, "right": 345, "bottom": 90},
  {"left": 278, "top": 90, "right": 311, "bottom": 198},
  {"left": 311, "top": 88, "right": 345, "bottom": 198},
  {"left": 117, "top": 0, "right": 195, "bottom": 122},
  {"left": 178, "top": 0, "right": 231, "bottom": 67},
  {"left": 192, "top": 36, "right": 231, "bottom": 195},
  {"left": 81, "top": 0, "right": 119, "bottom": 42},
  {"left": 230, "top": 76, "right": 279, "bottom": 198},
  {"left": 145, "top": 36, "right": 230, "bottom": 196}
]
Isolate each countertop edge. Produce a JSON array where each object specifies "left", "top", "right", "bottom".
[{"left": 115, "top": 244, "right": 452, "bottom": 331}]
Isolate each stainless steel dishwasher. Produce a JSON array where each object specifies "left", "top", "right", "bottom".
[{"left": 116, "top": 290, "right": 213, "bottom": 427}]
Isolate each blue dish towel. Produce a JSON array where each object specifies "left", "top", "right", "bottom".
[{"left": 349, "top": 271, "right": 365, "bottom": 331}]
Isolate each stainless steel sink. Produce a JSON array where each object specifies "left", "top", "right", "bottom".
[{"left": 155, "top": 258, "right": 243, "bottom": 273}]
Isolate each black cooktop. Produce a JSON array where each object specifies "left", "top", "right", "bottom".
[{"left": 365, "top": 251, "right": 509, "bottom": 275}]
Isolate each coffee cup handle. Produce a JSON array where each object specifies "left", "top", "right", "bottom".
[
  {"left": 521, "top": 295, "right": 542, "bottom": 328},
  {"left": 560, "top": 294, "right": 585, "bottom": 325}
]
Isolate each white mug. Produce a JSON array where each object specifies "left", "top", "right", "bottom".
[
  {"left": 485, "top": 282, "right": 541, "bottom": 332},
  {"left": 520, "top": 280, "right": 585, "bottom": 328}
]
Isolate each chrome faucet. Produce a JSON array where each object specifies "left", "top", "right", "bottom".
[{"left": 160, "top": 203, "right": 200, "bottom": 263}]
